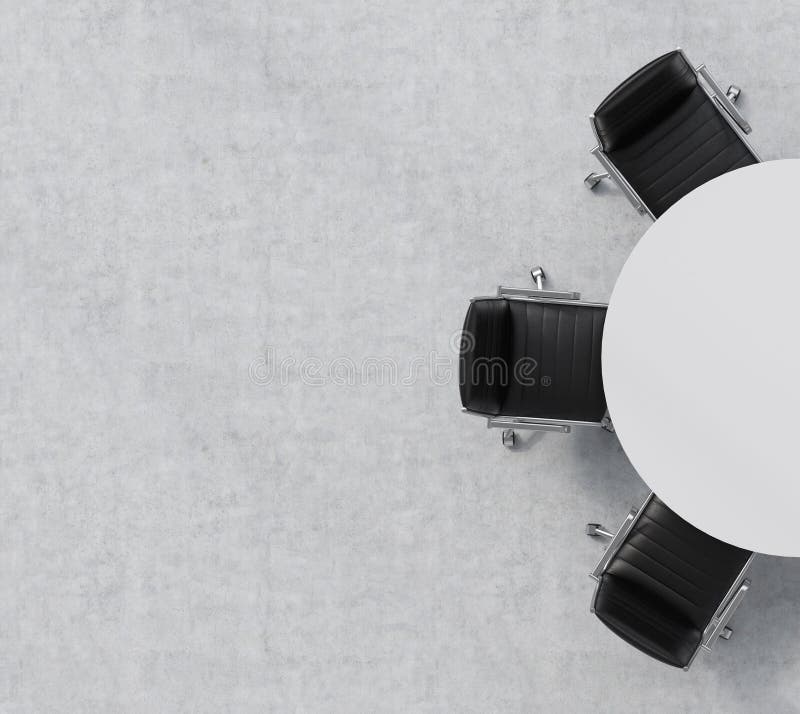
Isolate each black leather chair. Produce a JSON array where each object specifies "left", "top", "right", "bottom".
[
  {"left": 586, "top": 492, "right": 754, "bottom": 670},
  {"left": 585, "top": 49, "right": 761, "bottom": 219},
  {"left": 459, "top": 266, "right": 611, "bottom": 446}
]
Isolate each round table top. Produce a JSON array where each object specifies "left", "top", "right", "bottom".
[{"left": 602, "top": 159, "right": 800, "bottom": 557}]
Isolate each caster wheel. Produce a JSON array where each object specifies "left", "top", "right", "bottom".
[
  {"left": 726, "top": 84, "right": 741, "bottom": 103},
  {"left": 585, "top": 523, "right": 614, "bottom": 538},
  {"left": 502, "top": 429, "right": 516, "bottom": 448},
  {"left": 584, "top": 172, "right": 603, "bottom": 190},
  {"left": 720, "top": 627, "right": 734, "bottom": 640},
  {"left": 601, "top": 416, "right": 615, "bottom": 433},
  {"left": 530, "top": 266, "right": 546, "bottom": 289}
]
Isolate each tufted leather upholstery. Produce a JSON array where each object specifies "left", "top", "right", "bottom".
[
  {"left": 459, "top": 298, "right": 607, "bottom": 422},
  {"left": 593, "top": 51, "right": 757, "bottom": 217},
  {"left": 593, "top": 495, "right": 752, "bottom": 668}
]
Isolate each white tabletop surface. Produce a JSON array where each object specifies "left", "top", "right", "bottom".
[{"left": 603, "top": 159, "right": 800, "bottom": 557}]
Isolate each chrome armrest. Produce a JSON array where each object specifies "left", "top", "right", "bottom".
[
  {"left": 498, "top": 286, "right": 580, "bottom": 301},
  {"left": 588, "top": 144, "right": 653, "bottom": 219},
  {"left": 590, "top": 507, "right": 638, "bottom": 579},
  {"left": 487, "top": 416, "right": 571, "bottom": 434},
  {"left": 497, "top": 287, "right": 608, "bottom": 308},
  {"left": 696, "top": 64, "right": 752, "bottom": 134},
  {"left": 465, "top": 410, "right": 572, "bottom": 433}
]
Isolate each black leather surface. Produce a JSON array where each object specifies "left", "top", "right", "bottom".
[
  {"left": 594, "top": 496, "right": 752, "bottom": 668},
  {"left": 594, "top": 51, "right": 697, "bottom": 153},
  {"left": 593, "top": 51, "right": 757, "bottom": 217},
  {"left": 595, "top": 574, "right": 701, "bottom": 667},
  {"left": 459, "top": 298, "right": 511, "bottom": 415},
  {"left": 459, "top": 298, "right": 607, "bottom": 421}
]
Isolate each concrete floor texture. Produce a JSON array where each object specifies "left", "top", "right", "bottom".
[{"left": 3, "top": 0, "right": 800, "bottom": 711}]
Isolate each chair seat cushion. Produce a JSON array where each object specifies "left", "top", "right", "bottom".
[
  {"left": 501, "top": 300, "right": 606, "bottom": 421},
  {"left": 594, "top": 496, "right": 752, "bottom": 667}
]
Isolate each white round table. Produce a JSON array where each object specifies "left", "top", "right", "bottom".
[{"left": 603, "top": 159, "right": 800, "bottom": 557}]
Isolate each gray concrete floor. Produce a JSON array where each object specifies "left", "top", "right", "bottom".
[{"left": 3, "top": 1, "right": 800, "bottom": 711}]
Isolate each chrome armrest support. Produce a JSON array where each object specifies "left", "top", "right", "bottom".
[
  {"left": 600, "top": 412, "right": 614, "bottom": 433},
  {"left": 588, "top": 143, "right": 654, "bottom": 219},
  {"left": 590, "top": 492, "right": 655, "bottom": 581},
  {"left": 696, "top": 64, "right": 752, "bottom": 134},
  {"left": 701, "top": 579, "right": 751, "bottom": 651},
  {"left": 700, "top": 551, "right": 756, "bottom": 651}
]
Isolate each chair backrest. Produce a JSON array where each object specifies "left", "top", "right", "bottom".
[
  {"left": 593, "top": 50, "right": 696, "bottom": 152},
  {"left": 459, "top": 298, "right": 512, "bottom": 415}
]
